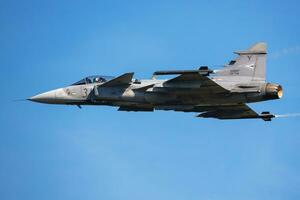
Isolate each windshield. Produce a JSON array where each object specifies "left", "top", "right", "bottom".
[{"left": 71, "top": 75, "right": 115, "bottom": 85}]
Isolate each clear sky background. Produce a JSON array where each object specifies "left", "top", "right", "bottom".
[{"left": 1, "top": 0, "right": 300, "bottom": 199}]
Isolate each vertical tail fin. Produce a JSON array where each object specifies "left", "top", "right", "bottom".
[{"left": 217, "top": 42, "right": 267, "bottom": 82}]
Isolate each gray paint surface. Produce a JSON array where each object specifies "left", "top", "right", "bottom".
[{"left": 29, "top": 43, "right": 282, "bottom": 121}]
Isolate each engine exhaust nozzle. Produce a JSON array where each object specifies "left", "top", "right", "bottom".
[{"left": 265, "top": 83, "right": 283, "bottom": 100}]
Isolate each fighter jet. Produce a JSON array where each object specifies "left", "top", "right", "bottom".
[{"left": 29, "top": 42, "right": 283, "bottom": 121}]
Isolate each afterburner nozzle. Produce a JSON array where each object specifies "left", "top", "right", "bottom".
[{"left": 265, "top": 83, "right": 283, "bottom": 100}]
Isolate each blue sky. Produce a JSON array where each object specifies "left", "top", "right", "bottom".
[{"left": 1, "top": 0, "right": 300, "bottom": 199}]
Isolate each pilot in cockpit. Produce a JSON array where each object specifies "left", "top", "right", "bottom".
[
  {"left": 93, "top": 77, "right": 106, "bottom": 83},
  {"left": 94, "top": 77, "right": 100, "bottom": 83}
]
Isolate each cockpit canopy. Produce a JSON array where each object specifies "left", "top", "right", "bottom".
[{"left": 71, "top": 75, "right": 115, "bottom": 86}]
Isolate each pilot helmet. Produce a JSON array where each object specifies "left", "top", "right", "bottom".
[{"left": 94, "top": 77, "right": 100, "bottom": 82}]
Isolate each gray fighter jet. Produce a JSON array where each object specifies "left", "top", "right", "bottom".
[{"left": 29, "top": 42, "right": 283, "bottom": 121}]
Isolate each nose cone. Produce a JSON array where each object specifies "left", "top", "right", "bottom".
[
  {"left": 28, "top": 90, "right": 56, "bottom": 103},
  {"left": 28, "top": 88, "right": 64, "bottom": 104}
]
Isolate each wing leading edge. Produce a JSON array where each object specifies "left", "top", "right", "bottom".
[{"left": 164, "top": 73, "right": 229, "bottom": 94}]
